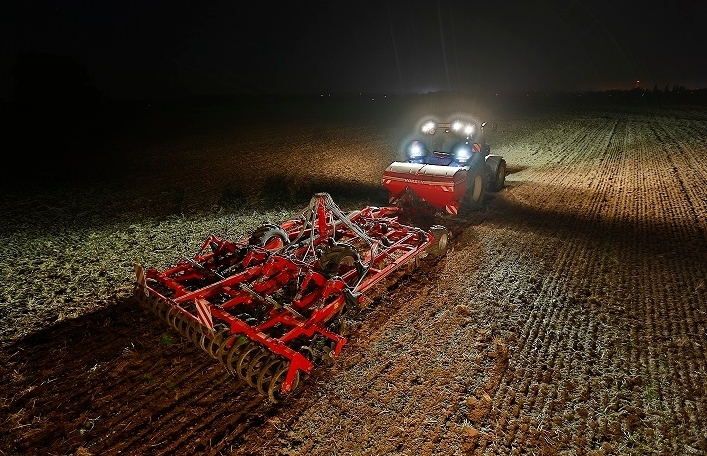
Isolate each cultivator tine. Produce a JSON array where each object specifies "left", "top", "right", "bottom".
[
  {"left": 208, "top": 326, "right": 231, "bottom": 359},
  {"left": 246, "top": 348, "right": 272, "bottom": 387},
  {"left": 236, "top": 344, "right": 260, "bottom": 381},
  {"left": 257, "top": 359, "right": 284, "bottom": 396},
  {"left": 134, "top": 193, "right": 438, "bottom": 403},
  {"left": 224, "top": 337, "right": 251, "bottom": 374}
]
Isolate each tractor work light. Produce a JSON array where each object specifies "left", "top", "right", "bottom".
[
  {"left": 407, "top": 140, "right": 427, "bottom": 158},
  {"left": 452, "top": 119, "right": 474, "bottom": 136},
  {"left": 421, "top": 121, "right": 436, "bottom": 134},
  {"left": 453, "top": 144, "right": 472, "bottom": 162}
]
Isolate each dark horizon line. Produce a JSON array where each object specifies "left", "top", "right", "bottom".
[{"left": 2, "top": 86, "right": 705, "bottom": 107}]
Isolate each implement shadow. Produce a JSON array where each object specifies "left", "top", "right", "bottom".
[{"left": 0, "top": 296, "right": 298, "bottom": 455}]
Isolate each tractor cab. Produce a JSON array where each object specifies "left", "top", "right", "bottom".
[{"left": 405, "top": 120, "right": 489, "bottom": 168}]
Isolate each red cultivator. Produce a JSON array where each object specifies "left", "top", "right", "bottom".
[{"left": 134, "top": 193, "right": 447, "bottom": 402}]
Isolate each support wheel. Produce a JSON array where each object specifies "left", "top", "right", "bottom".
[
  {"left": 427, "top": 225, "right": 449, "bottom": 258},
  {"left": 249, "top": 224, "right": 289, "bottom": 251},
  {"left": 317, "top": 242, "right": 363, "bottom": 278}
]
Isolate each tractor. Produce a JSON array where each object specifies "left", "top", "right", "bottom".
[{"left": 383, "top": 116, "right": 505, "bottom": 215}]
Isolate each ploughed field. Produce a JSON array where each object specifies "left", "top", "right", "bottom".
[{"left": 1, "top": 98, "right": 706, "bottom": 455}]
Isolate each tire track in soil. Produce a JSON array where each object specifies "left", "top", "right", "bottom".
[
  {"left": 486, "top": 115, "right": 652, "bottom": 452},
  {"left": 476, "top": 111, "right": 707, "bottom": 454},
  {"left": 652, "top": 118, "right": 707, "bottom": 239},
  {"left": 638, "top": 118, "right": 707, "bottom": 451},
  {"left": 229, "top": 224, "right": 512, "bottom": 456},
  {"left": 603, "top": 115, "right": 707, "bottom": 453},
  {"left": 471, "top": 117, "right": 618, "bottom": 453}
]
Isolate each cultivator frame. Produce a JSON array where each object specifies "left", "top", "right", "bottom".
[{"left": 134, "top": 193, "right": 443, "bottom": 402}]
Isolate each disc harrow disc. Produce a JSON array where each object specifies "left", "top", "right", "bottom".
[
  {"left": 156, "top": 300, "right": 170, "bottom": 321},
  {"left": 199, "top": 331, "right": 212, "bottom": 352},
  {"left": 208, "top": 327, "right": 231, "bottom": 358},
  {"left": 185, "top": 319, "right": 201, "bottom": 344},
  {"left": 215, "top": 333, "right": 240, "bottom": 366},
  {"left": 202, "top": 323, "right": 225, "bottom": 353},
  {"left": 167, "top": 307, "right": 181, "bottom": 328},
  {"left": 146, "top": 296, "right": 158, "bottom": 313}
]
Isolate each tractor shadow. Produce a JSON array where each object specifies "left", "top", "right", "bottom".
[
  {"left": 484, "top": 182, "right": 707, "bottom": 280},
  {"left": 259, "top": 174, "right": 389, "bottom": 209}
]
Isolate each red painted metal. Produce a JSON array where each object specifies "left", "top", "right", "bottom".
[
  {"left": 382, "top": 162, "right": 467, "bottom": 214},
  {"left": 134, "top": 193, "right": 433, "bottom": 402}
]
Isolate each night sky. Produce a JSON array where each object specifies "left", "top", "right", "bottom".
[{"left": 2, "top": 1, "right": 706, "bottom": 101}]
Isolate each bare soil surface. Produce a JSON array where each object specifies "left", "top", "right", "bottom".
[{"left": 1, "top": 98, "right": 706, "bottom": 455}]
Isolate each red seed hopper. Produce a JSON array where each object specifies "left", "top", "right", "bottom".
[{"left": 383, "top": 162, "right": 468, "bottom": 215}]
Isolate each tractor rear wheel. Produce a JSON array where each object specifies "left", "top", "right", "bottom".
[
  {"left": 462, "top": 166, "right": 486, "bottom": 211},
  {"left": 490, "top": 160, "right": 506, "bottom": 192}
]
